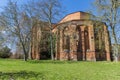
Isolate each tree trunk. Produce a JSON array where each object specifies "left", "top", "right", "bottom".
[
  {"left": 112, "top": 29, "right": 118, "bottom": 62},
  {"left": 114, "top": 55, "right": 118, "bottom": 62},
  {"left": 50, "top": 30, "right": 54, "bottom": 60},
  {"left": 24, "top": 53, "right": 28, "bottom": 61},
  {"left": 28, "top": 42, "right": 32, "bottom": 59},
  {"left": 20, "top": 39, "right": 28, "bottom": 61}
]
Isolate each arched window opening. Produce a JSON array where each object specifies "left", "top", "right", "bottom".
[
  {"left": 76, "top": 26, "right": 82, "bottom": 52},
  {"left": 84, "top": 27, "right": 90, "bottom": 50},
  {"left": 63, "top": 35, "right": 70, "bottom": 53}
]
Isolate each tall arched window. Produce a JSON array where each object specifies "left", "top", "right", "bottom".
[
  {"left": 84, "top": 27, "right": 90, "bottom": 50},
  {"left": 63, "top": 26, "right": 70, "bottom": 52},
  {"left": 94, "top": 26, "right": 105, "bottom": 52},
  {"left": 76, "top": 26, "right": 82, "bottom": 52},
  {"left": 63, "top": 35, "right": 70, "bottom": 52}
]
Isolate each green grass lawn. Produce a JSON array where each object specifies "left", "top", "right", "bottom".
[{"left": 0, "top": 59, "right": 120, "bottom": 80}]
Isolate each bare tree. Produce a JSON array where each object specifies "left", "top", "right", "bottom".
[
  {"left": 0, "top": 16, "right": 6, "bottom": 48},
  {"left": 93, "top": 0, "right": 120, "bottom": 62},
  {"left": 0, "top": 0, "right": 32, "bottom": 61},
  {"left": 0, "top": 0, "right": 64, "bottom": 61},
  {"left": 39, "top": 0, "right": 63, "bottom": 60},
  {"left": 22, "top": 1, "right": 42, "bottom": 59}
]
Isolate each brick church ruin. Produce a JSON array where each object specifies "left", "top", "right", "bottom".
[{"left": 31, "top": 11, "right": 111, "bottom": 61}]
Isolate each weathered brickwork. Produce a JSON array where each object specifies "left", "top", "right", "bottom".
[
  {"left": 31, "top": 11, "right": 111, "bottom": 61},
  {"left": 53, "top": 12, "right": 111, "bottom": 61}
]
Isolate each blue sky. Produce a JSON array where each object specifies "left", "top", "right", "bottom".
[
  {"left": 0, "top": 0, "right": 95, "bottom": 51},
  {"left": 0, "top": 0, "right": 7, "bottom": 7},
  {"left": 0, "top": 0, "right": 95, "bottom": 16},
  {"left": 61, "top": 0, "right": 95, "bottom": 14}
]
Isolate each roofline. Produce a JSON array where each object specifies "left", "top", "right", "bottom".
[
  {"left": 53, "top": 19, "right": 107, "bottom": 30},
  {"left": 58, "top": 11, "right": 93, "bottom": 23},
  {"left": 53, "top": 19, "right": 92, "bottom": 29}
]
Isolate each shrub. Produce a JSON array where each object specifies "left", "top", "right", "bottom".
[
  {"left": 10, "top": 53, "right": 24, "bottom": 59},
  {"left": 0, "top": 46, "right": 12, "bottom": 58}
]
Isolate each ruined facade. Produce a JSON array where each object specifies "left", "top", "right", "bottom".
[
  {"left": 31, "top": 12, "right": 111, "bottom": 61},
  {"left": 31, "top": 21, "right": 42, "bottom": 60},
  {"left": 31, "top": 21, "right": 50, "bottom": 60},
  {"left": 53, "top": 12, "right": 111, "bottom": 61}
]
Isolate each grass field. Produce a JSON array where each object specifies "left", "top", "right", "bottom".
[{"left": 0, "top": 59, "right": 120, "bottom": 80}]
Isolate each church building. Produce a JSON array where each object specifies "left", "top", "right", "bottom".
[
  {"left": 31, "top": 11, "right": 111, "bottom": 61},
  {"left": 53, "top": 12, "right": 111, "bottom": 61}
]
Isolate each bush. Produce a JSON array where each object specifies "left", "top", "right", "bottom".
[
  {"left": 0, "top": 46, "right": 12, "bottom": 58},
  {"left": 10, "top": 53, "right": 24, "bottom": 59}
]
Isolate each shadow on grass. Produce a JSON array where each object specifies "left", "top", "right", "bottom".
[
  {"left": 0, "top": 71, "right": 46, "bottom": 80},
  {"left": 27, "top": 60, "right": 82, "bottom": 64}
]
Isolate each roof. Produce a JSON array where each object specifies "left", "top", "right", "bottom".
[{"left": 59, "top": 11, "right": 91, "bottom": 23}]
